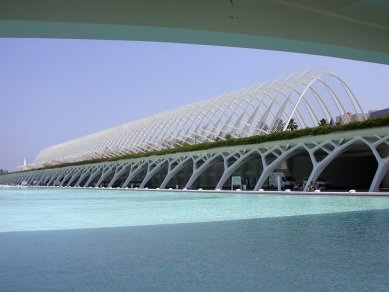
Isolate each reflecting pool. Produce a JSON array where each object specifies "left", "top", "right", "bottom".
[{"left": 1, "top": 188, "right": 389, "bottom": 291}]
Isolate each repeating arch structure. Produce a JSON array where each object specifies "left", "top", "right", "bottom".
[
  {"left": 1, "top": 127, "right": 388, "bottom": 192},
  {"left": 30, "top": 68, "right": 364, "bottom": 169}
]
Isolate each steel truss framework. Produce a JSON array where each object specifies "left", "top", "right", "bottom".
[
  {"left": 2, "top": 127, "right": 388, "bottom": 192},
  {"left": 31, "top": 68, "right": 365, "bottom": 169}
]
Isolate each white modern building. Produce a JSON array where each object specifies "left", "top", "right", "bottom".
[
  {"left": 31, "top": 68, "right": 365, "bottom": 169},
  {"left": 2, "top": 68, "right": 389, "bottom": 192}
]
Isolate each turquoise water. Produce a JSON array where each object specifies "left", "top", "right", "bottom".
[
  {"left": 1, "top": 187, "right": 389, "bottom": 291},
  {"left": 0, "top": 187, "right": 388, "bottom": 232}
]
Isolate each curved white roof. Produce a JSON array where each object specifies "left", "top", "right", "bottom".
[{"left": 31, "top": 68, "right": 365, "bottom": 168}]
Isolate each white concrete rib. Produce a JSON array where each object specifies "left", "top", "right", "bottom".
[{"left": 29, "top": 68, "right": 365, "bottom": 169}]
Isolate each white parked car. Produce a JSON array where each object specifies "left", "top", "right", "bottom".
[
  {"left": 269, "top": 172, "right": 296, "bottom": 189},
  {"left": 303, "top": 177, "right": 331, "bottom": 188}
]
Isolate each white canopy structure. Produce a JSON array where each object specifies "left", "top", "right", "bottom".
[{"left": 31, "top": 68, "right": 365, "bottom": 169}]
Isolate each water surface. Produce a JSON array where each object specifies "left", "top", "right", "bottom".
[
  {"left": 1, "top": 187, "right": 388, "bottom": 232},
  {"left": 1, "top": 188, "right": 389, "bottom": 291}
]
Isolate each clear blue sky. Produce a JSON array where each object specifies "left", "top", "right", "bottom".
[{"left": 0, "top": 38, "right": 388, "bottom": 171}]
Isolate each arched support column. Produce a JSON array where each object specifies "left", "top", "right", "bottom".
[
  {"left": 66, "top": 168, "right": 84, "bottom": 186},
  {"left": 36, "top": 172, "right": 51, "bottom": 185},
  {"left": 185, "top": 153, "right": 222, "bottom": 189},
  {"left": 75, "top": 168, "right": 92, "bottom": 187},
  {"left": 26, "top": 174, "right": 38, "bottom": 185},
  {"left": 140, "top": 159, "right": 168, "bottom": 189},
  {"left": 23, "top": 175, "right": 32, "bottom": 184},
  {"left": 95, "top": 165, "right": 116, "bottom": 187},
  {"left": 302, "top": 140, "right": 344, "bottom": 191},
  {"left": 254, "top": 145, "right": 303, "bottom": 190},
  {"left": 369, "top": 135, "right": 389, "bottom": 192},
  {"left": 59, "top": 170, "right": 74, "bottom": 186},
  {"left": 46, "top": 172, "right": 57, "bottom": 186},
  {"left": 160, "top": 156, "right": 192, "bottom": 189},
  {"left": 122, "top": 161, "right": 148, "bottom": 188},
  {"left": 12, "top": 175, "right": 20, "bottom": 184},
  {"left": 304, "top": 140, "right": 347, "bottom": 191},
  {"left": 369, "top": 158, "right": 389, "bottom": 192},
  {"left": 50, "top": 170, "right": 67, "bottom": 186},
  {"left": 84, "top": 166, "right": 105, "bottom": 187},
  {"left": 216, "top": 149, "right": 258, "bottom": 189},
  {"left": 303, "top": 137, "right": 381, "bottom": 191},
  {"left": 107, "top": 163, "right": 132, "bottom": 188},
  {"left": 47, "top": 170, "right": 62, "bottom": 186},
  {"left": 10, "top": 176, "right": 19, "bottom": 184}
]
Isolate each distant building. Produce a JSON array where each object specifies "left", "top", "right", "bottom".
[
  {"left": 336, "top": 113, "right": 367, "bottom": 124},
  {"left": 368, "top": 108, "right": 389, "bottom": 119},
  {"left": 336, "top": 106, "right": 389, "bottom": 125}
]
